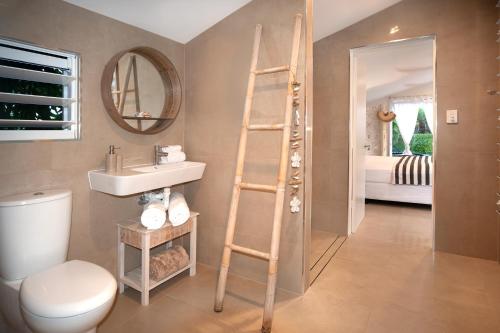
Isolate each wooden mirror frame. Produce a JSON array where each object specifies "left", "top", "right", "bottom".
[{"left": 101, "top": 47, "right": 182, "bottom": 134}]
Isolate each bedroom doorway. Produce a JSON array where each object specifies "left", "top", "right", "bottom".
[{"left": 348, "top": 36, "right": 436, "bottom": 245}]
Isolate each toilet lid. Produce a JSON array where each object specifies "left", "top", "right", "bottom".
[{"left": 20, "top": 260, "right": 117, "bottom": 318}]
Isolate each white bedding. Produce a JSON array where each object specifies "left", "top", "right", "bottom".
[
  {"left": 366, "top": 182, "right": 432, "bottom": 205},
  {"left": 365, "top": 156, "right": 401, "bottom": 183},
  {"left": 365, "top": 155, "right": 432, "bottom": 205}
]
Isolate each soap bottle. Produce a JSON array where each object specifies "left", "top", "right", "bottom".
[{"left": 105, "top": 145, "right": 120, "bottom": 173}]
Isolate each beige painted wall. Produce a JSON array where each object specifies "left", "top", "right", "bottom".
[
  {"left": 313, "top": 0, "right": 498, "bottom": 260},
  {"left": 0, "top": 0, "right": 186, "bottom": 273},
  {"left": 365, "top": 104, "right": 383, "bottom": 156},
  {"left": 184, "top": 0, "right": 307, "bottom": 293}
]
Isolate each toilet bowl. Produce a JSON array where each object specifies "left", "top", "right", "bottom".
[
  {"left": 0, "top": 278, "right": 31, "bottom": 333},
  {"left": 0, "top": 190, "right": 117, "bottom": 333},
  {"left": 21, "top": 260, "right": 116, "bottom": 333}
]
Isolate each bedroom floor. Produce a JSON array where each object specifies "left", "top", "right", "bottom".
[{"left": 99, "top": 202, "right": 500, "bottom": 332}]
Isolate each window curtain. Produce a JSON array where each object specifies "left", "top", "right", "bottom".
[
  {"left": 390, "top": 96, "right": 433, "bottom": 155},
  {"left": 392, "top": 103, "right": 419, "bottom": 155},
  {"left": 421, "top": 102, "right": 433, "bottom": 134}
]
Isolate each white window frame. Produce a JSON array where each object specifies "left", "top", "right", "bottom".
[{"left": 0, "top": 37, "right": 80, "bottom": 141}]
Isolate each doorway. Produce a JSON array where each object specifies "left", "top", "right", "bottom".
[{"left": 348, "top": 36, "right": 436, "bottom": 241}]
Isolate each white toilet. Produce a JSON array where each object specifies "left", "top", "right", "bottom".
[{"left": 0, "top": 190, "right": 117, "bottom": 333}]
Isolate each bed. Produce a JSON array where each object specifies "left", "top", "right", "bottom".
[{"left": 365, "top": 155, "right": 432, "bottom": 205}]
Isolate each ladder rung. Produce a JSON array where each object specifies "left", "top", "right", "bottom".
[
  {"left": 253, "top": 65, "right": 290, "bottom": 75},
  {"left": 239, "top": 182, "right": 277, "bottom": 193},
  {"left": 112, "top": 89, "right": 135, "bottom": 94},
  {"left": 247, "top": 123, "right": 285, "bottom": 131},
  {"left": 230, "top": 244, "right": 270, "bottom": 260}
]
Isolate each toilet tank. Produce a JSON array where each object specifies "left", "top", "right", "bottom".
[{"left": 0, "top": 190, "right": 72, "bottom": 281}]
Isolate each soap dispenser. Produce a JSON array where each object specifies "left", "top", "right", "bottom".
[{"left": 105, "top": 145, "right": 120, "bottom": 173}]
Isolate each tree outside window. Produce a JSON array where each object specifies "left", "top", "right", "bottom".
[{"left": 392, "top": 107, "right": 432, "bottom": 156}]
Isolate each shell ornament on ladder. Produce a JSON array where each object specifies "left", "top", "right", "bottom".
[
  {"left": 293, "top": 108, "right": 300, "bottom": 127},
  {"left": 290, "top": 196, "right": 301, "bottom": 213},
  {"left": 291, "top": 152, "right": 301, "bottom": 168}
]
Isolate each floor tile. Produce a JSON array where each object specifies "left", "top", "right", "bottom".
[{"left": 99, "top": 202, "right": 500, "bottom": 333}]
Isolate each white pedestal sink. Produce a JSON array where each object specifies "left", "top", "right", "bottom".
[{"left": 88, "top": 161, "right": 206, "bottom": 196}]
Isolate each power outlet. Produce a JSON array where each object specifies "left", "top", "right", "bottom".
[{"left": 446, "top": 109, "right": 458, "bottom": 124}]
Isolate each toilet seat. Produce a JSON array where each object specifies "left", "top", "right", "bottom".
[
  {"left": 20, "top": 260, "right": 117, "bottom": 318},
  {"left": 21, "top": 298, "right": 115, "bottom": 333}
]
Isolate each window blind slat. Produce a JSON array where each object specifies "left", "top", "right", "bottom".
[
  {"left": 0, "top": 38, "right": 79, "bottom": 141},
  {"left": 0, "top": 119, "right": 74, "bottom": 128},
  {"left": 0, "top": 65, "right": 75, "bottom": 85},
  {"left": 0, "top": 129, "right": 77, "bottom": 141},
  {"left": 0, "top": 92, "right": 75, "bottom": 107},
  {"left": 0, "top": 45, "right": 70, "bottom": 69}
]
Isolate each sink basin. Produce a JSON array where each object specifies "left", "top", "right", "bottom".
[
  {"left": 88, "top": 161, "right": 206, "bottom": 196},
  {"left": 132, "top": 164, "right": 186, "bottom": 173}
]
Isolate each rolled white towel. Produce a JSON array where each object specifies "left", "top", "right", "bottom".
[
  {"left": 159, "top": 151, "right": 186, "bottom": 164},
  {"left": 161, "top": 145, "right": 182, "bottom": 153},
  {"left": 141, "top": 200, "right": 166, "bottom": 230},
  {"left": 168, "top": 192, "right": 190, "bottom": 226}
]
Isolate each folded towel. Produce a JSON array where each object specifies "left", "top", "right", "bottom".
[
  {"left": 168, "top": 192, "right": 190, "bottom": 226},
  {"left": 141, "top": 200, "right": 166, "bottom": 230},
  {"left": 150, "top": 245, "right": 189, "bottom": 281},
  {"left": 159, "top": 151, "right": 186, "bottom": 164},
  {"left": 160, "top": 145, "right": 182, "bottom": 153}
]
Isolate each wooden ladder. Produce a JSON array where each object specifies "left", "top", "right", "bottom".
[
  {"left": 112, "top": 55, "right": 143, "bottom": 130},
  {"left": 214, "top": 14, "right": 302, "bottom": 333}
]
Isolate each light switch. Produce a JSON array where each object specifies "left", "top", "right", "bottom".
[{"left": 446, "top": 109, "right": 458, "bottom": 124}]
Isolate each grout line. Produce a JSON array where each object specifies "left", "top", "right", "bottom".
[
  {"left": 309, "top": 234, "right": 339, "bottom": 270},
  {"left": 309, "top": 236, "right": 347, "bottom": 286}
]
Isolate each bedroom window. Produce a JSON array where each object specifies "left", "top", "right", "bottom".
[
  {"left": 0, "top": 38, "right": 79, "bottom": 141},
  {"left": 391, "top": 99, "right": 433, "bottom": 156}
]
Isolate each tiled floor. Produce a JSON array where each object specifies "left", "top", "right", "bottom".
[
  {"left": 310, "top": 229, "right": 338, "bottom": 269},
  {"left": 99, "top": 202, "right": 500, "bottom": 333}
]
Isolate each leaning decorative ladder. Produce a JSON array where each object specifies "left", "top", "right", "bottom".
[{"left": 214, "top": 14, "right": 302, "bottom": 333}]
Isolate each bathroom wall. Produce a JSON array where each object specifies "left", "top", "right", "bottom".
[
  {"left": 0, "top": 0, "right": 186, "bottom": 272},
  {"left": 184, "top": 0, "right": 307, "bottom": 293},
  {"left": 313, "top": 0, "right": 498, "bottom": 260}
]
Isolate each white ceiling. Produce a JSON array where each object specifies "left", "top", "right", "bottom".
[
  {"left": 65, "top": 0, "right": 403, "bottom": 44},
  {"left": 357, "top": 38, "right": 434, "bottom": 101},
  {"left": 64, "top": 0, "right": 253, "bottom": 44},
  {"left": 313, "top": 0, "right": 402, "bottom": 41}
]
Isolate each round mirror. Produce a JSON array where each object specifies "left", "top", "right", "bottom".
[{"left": 101, "top": 47, "right": 181, "bottom": 134}]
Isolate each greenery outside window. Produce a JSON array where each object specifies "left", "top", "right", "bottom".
[
  {"left": 392, "top": 107, "right": 433, "bottom": 156},
  {"left": 0, "top": 38, "right": 79, "bottom": 141}
]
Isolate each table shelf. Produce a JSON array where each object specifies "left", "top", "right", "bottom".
[
  {"left": 117, "top": 211, "right": 198, "bottom": 305},
  {"left": 123, "top": 263, "right": 192, "bottom": 292}
]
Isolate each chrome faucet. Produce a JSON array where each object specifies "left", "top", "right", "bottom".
[{"left": 154, "top": 145, "right": 169, "bottom": 166}]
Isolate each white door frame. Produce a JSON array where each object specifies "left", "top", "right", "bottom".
[
  {"left": 348, "top": 49, "right": 367, "bottom": 234},
  {"left": 347, "top": 36, "right": 437, "bottom": 248}
]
